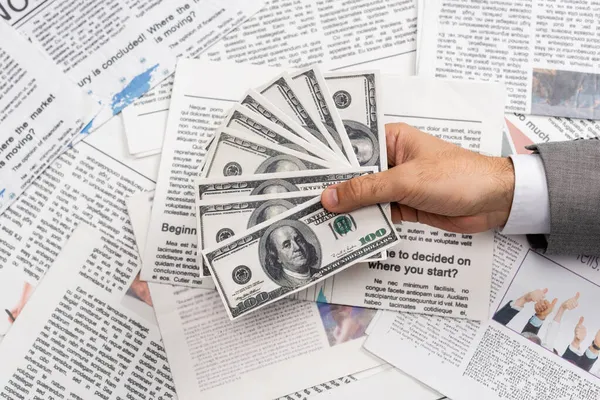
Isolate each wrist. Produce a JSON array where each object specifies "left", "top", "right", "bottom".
[
  {"left": 572, "top": 339, "right": 581, "bottom": 349},
  {"left": 486, "top": 156, "right": 515, "bottom": 224},
  {"left": 514, "top": 297, "right": 527, "bottom": 308}
]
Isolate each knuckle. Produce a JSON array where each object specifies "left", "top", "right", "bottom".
[{"left": 345, "top": 178, "right": 365, "bottom": 203}]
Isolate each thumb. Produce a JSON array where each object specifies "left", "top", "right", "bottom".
[
  {"left": 575, "top": 292, "right": 580, "bottom": 300},
  {"left": 550, "top": 298, "right": 558, "bottom": 307},
  {"left": 542, "top": 288, "right": 548, "bottom": 294},
  {"left": 578, "top": 316, "right": 585, "bottom": 326},
  {"left": 321, "top": 169, "right": 408, "bottom": 213}
]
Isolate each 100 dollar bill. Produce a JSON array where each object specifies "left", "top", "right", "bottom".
[
  {"left": 197, "top": 167, "right": 377, "bottom": 200},
  {"left": 291, "top": 66, "right": 359, "bottom": 166},
  {"left": 196, "top": 191, "right": 320, "bottom": 276},
  {"left": 324, "top": 71, "right": 387, "bottom": 170},
  {"left": 220, "top": 104, "right": 336, "bottom": 162},
  {"left": 241, "top": 90, "right": 341, "bottom": 163},
  {"left": 257, "top": 73, "right": 346, "bottom": 161},
  {"left": 202, "top": 197, "right": 399, "bottom": 320},
  {"left": 201, "top": 128, "right": 333, "bottom": 178}
]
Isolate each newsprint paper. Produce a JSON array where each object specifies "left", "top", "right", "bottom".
[
  {"left": 149, "top": 282, "right": 384, "bottom": 400},
  {"left": 0, "top": 22, "right": 97, "bottom": 215},
  {"left": 0, "top": 224, "right": 178, "bottom": 399},
  {"left": 365, "top": 233, "right": 600, "bottom": 400},
  {"left": 123, "top": 0, "right": 419, "bottom": 156},
  {"left": 417, "top": 0, "right": 600, "bottom": 120}
]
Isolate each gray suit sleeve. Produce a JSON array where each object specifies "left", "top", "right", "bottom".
[{"left": 528, "top": 140, "right": 600, "bottom": 255}]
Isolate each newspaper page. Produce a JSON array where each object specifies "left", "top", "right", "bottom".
[
  {"left": 365, "top": 232, "right": 600, "bottom": 400},
  {"left": 123, "top": 0, "right": 419, "bottom": 156},
  {"left": 0, "top": 21, "right": 98, "bottom": 216},
  {"left": 0, "top": 223, "right": 179, "bottom": 400},
  {"left": 5, "top": 0, "right": 262, "bottom": 133},
  {"left": 0, "top": 114, "right": 160, "bottom": 343},
  {"left": 292, "top": 75, "right": 506, "bottom": 321},
  {"left": 311, "top": 367, "right": 442, "bottom": 400},
  {"left": 126, "top": 189, "right": 216, "bottom": 289},
  {"left": 273, "top": 366, "right": 395, "bottom": 400},
  {"left": 124, "top": 189, "right": 385, "bottom": 400},
  {"left": 149, "top": 282, "right": 384, "bottom": 400},
  {"left": 121, "top": 0, "right": 266, "bottom": 156},
  {"left": 506, "top": 113, "right": 600, "bottom": 145},
  {"left": 141, "top": 60, "right": 281, "bottom": 287},
  {"left": 417, "top": 0, "right": 600, "bottom": 120}
]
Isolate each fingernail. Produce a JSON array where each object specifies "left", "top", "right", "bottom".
[{"left": 323, "top": 187, "right": 339, "bottom": 207}]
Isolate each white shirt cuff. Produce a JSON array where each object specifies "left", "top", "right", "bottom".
[
  {"left": 501, "top": 154, "right": 551, "bottom": 235},
  {"left": 570, "top": 344, "right": 582, "bottom": 355},
  {"left": 509, "top": 300, "right": 523, "bottom": 312}
]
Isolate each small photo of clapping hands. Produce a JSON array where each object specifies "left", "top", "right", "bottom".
[{"left": 494, "top": 251, "right": 600, "bottom": 378}]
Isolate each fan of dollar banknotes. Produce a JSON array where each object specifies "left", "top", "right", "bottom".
[{"left": 196, "top": 65, "right": 400, "bottom": 320}]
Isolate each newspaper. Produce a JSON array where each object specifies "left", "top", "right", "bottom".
[
  {"left": 6, "top": 0, "right": 262, "bottom": 134},
  {"left": 0, "top": 113, "right": 161, "bottom": 342},
  {"left": 310, "top": 367, "right": 442, "bottom": 400},
  {"left": 416, "top": 0, "right": 600, "bottom": 120},
  {"left": 0, "top": 22, "right": 98, "bottom": 216},
  {"left": 364, "top": 232, "right": 600, "bottom": 399},
  {"left": 149, "top": 282, "right": 384, "bottom": 400},
  {"left": 0, "top": 223, "right": 179, "bottom": 399},
  {"left": 291, "top": 75, "right": 506, "bottom": 321},
  {"left": 122, "top": 0, "right": 419, "bottom": 156},
  {"left": 124, "top": 186, "right": 392, "bottom": 400},
  {"left": 140, "top": 60, "right": 281, "bottom": 286}
]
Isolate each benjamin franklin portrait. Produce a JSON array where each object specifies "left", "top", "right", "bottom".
[
  {"left": 343, "top": 120, "right": 379, "bottom": 166},
  {"left": 255, "top": 155, "right": 307, "bottom": 174},
  {"left": 259, "top": 220, "right": 322, "bottom": 288},
  {"left": 247, "top": 199, "right": 295, "bottom": 228},
  {"left": 251, "top": 179, "right": 300, "bottom": 195}
]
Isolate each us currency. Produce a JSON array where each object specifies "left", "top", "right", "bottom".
[
  {"left": 324, "top": 71, "right": 388, "bottom": 171},
  {"left": 290, "top": 66, "right": 359, "bottom": 167},
  {"left": 196, "top": 167, "right": 377, "bottom": 200},
  {"left": 257, "top": 73, "right": 347, "bottom": 162},
  {"left": 202, "top": 197, "right": 399, "bottom": 320},
  {"left": 200, "top": 128, "right": 334, "bottom": 178},
  {"left": 196, "top": 191, "right": 320, "bottom": 276},
  {"left": 241, "top": 90, "right": 341, "bottom": 163},
  {"left": 220, "top": 104, "right": 336, "bottom": 163}
]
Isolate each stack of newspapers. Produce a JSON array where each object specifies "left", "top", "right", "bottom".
[{"left": 194, "top": 66, "right": 400, "bottom": 319}]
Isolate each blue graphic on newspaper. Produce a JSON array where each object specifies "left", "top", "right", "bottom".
[
  {"left": 316, "top": 287, "right": 328, "bottom": 303},
  {"left": 110, "top": 64, "right": 159, "bottom": 115},
  {"left": 79, "top": 118, "right": 95, "bottom": 135}
]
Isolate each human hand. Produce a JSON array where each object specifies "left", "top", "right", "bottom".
[
  {"left": 573, "top": 317, "right": 587, "bottom": 349},
  {"left": 128, "top": 275, "right": 153, "bottom": 307},
  {"left": 560, "top": 292, "right": 580, "bottom": 311},
  {"left": 514, "top": 288, "right": 547, "bottom": 308},
  {"left": 592, "top": 329, "right": 600, "bottom": 355},
  {"left": 321, "top": 123, "right": 515, "bottom": 233},
  {"left": 534, "top": 298, "right": 557, "bottom": 320},
  {"left": 7, "top": 307, "right": 20, "bottom": 323}
]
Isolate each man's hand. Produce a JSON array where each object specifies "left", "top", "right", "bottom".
[
  {"left": 514, "top": 288, "right": 547, "bottom": 308},
  {"left": 560, "top": 292, "right": 580, "bottom": 311},
  {"left": 573, "top": 317, "right": 587, "bottom": 350},
  {"left": 534, "top": 298, "right": 557, "bottom": 320},
  {"left": 321, "top": 123, "right": 515, "bottom": 233},
  {"left": 590, "top": 329, "right": 600, "bottom": 355}
]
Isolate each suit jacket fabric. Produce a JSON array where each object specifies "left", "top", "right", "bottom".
[
  {"left": 492, "top": 302, "right": 519, "bottom": 326},
  {"left": 527, "top": 140, "right": 600, "bottom": 255},
  {"left": 562, "top": 346, "right": 598, "bottom": 372}
]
